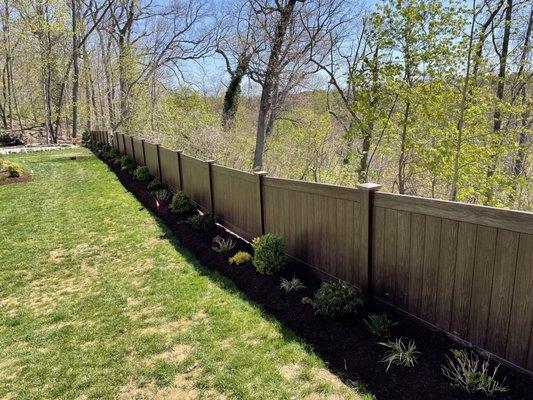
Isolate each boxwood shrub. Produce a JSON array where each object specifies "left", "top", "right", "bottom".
[
  {"left": 119, "top": 155, "right": 135, "bottom": 172},
  {"left": 147, "top": 178, "right": 165, "bottom": 192},
  {"left": 7, "top": 162, "right": 23, "bottom": 177},
  {"left": 313, "top": 281, "right": 363, "bottom": 318},
  {"left": 251, "top": 234, "right": 285, "bottom": 275},
  {"left": 169, "top": 191, "right": 193, "bottom": 214},
  {"left": 187, "top": 213, "right": 215, "bottom": 231}
]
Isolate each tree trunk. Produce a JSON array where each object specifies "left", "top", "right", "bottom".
[
  {"left": 222, "top": 53, "right": 251, "bottom": 131},
  {"left": 253, "top": 0, "right": 298, "bottom": 170},
  {"left": 485, "top": 0, "right": 513, "bottom": 202},
  {"left": 71, "top": 0, "right": 79, "bottom": 138}
]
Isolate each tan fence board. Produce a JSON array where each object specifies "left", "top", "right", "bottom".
[
  {"left": 132, "top": 139, "right": 144, "bottom": 165},
  {"left": 159, "top": 148, "right": 180, "bottom": 191},
  {"left": 180, "top": 154, "right": 211, "bottom": 212}
]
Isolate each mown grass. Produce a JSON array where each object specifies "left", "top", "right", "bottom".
[{"left": 0, "top": 148, "right": 370, "bottom": 400}]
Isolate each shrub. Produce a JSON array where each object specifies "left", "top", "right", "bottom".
[
  {"left": 251, "top": 234, "right": 285, "bottom": 275},
  {"left": 108, "top": 148, "right": 120, "bottom": 159},
  {"left": 169, "top": 191, "right": 193, "bottom": 214},
  {"left": 280, "top": 277, "right": 305, "bottom": 293},
  {"left": 134, "top": 166, "right": 152, "bottom": 181},
  {"left": 379, "top": 338, "right": 420, "bottom": 371},
  {"left": 229, "top": 251, "right": 252, "bottom": 265},
  {"left": 81, "top": 131, "right": 91, "bottom": 145},
  {"left": 364, "top": 313, "right": 397, "bottom": 337},
  {"left": 313, "top": 282, "right": 363, "bottom": 318},
  {"left": 147, "top": 178, "right": 165, "bottom": 192},
  {"left": 119, "top": 155, "right": 134, "bottom": 172},
  {"left": 212, "top": 236, "right": 235, "bottom": 253},
  {"left": 7, "top": 162, "right": 23, "bottom": 177},
  {"left": 187, "top": 213, "right": 215, "bottom": 231},
  {"left": 441, "top": 350, "right": 508, "bottom": 395}
]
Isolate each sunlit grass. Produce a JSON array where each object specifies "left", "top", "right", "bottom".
[{"left": 0, "top": 148, "right": 368, "bottom": 399}]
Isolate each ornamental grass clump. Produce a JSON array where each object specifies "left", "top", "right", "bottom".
[
  {"left": 379, "top": 338, "right": 420, "bottom": 371},
  {"left": 169, "top": 191, "right": 194, "bottom": 214},
  {"left": 364, "top": 313, "right": 397, "bottom": 337},
  {"left": 313, "top": 281, "right": 363, "bottom": 318},
  {"left": 251, "top": 234, "right": 285, "bottom": 275},
  {"left": 279, "top": 277, "right": 305, "bottom": 293},
  {"left": 212, "top": 236, "right": 235, "bottom": 253},
  {"left": 441, "top": 350, "right": 508, "bottom": 396},
  {"left": 133, "top": 166, "right": 152, "bottom": 181}
]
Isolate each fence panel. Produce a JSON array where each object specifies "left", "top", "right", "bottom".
[
  {"left": 144, "top": 142, "right": 159, "bottom": 178},
  {"left": 159, "top": 147, "right": 180, "bottom": 191},
  {"left": 124, "top": 135, "right": 134, "bottom": 160},
  {"left": 262, "top": 177, "right": 366, "bottom": 287},
  {"left": 116, "top": 133, "right": 125, "bottom": 154},
  {"left": 132, "top": 138, "right": 144, "bottom": 165},
  {"left": 372, "top": 192, "right": 533, "bottom": 370},
  {"left": 211, "top": 165, "right": 261, "bottom": 240},
  {"left": 180, "top": 154, "right": 211, "bottom": 212}
]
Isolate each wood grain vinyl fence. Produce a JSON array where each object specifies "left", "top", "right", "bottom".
[{"left": 92, "top": 131, "right": 533, "bottom": 373}]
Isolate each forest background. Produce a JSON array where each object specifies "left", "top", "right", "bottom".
[{"left": 0, "top": 0, "right": 531, "bottom": 210}]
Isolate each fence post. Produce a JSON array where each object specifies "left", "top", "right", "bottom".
[
  {"left": 206, "top": 160, "right": 216, "bottom": 214},
  {"left": 130, "top": 136, "right": 136, "bottom": 164},
  {"left": 254, "top": 171, "right": 268, "bottom": 236},
  {"left": 356, "top": 182, "right": 381, "bottom": 298},
  {"left": 176, "top": 150, "right": 183, "bottom": 191},
  {"left": 141, "top": 139, "right": 147, "bottom": 165},
  {"left": 156, "top": 143, "right": 162, "bottom": 180},
  {"left": 121, "top": 134, "right": 127, "bottom": 155}
]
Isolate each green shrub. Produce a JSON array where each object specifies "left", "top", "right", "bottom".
[
  {"left": 364, "top": 313, "right": 397, "bottom": 337},
  {"left": 229, "top": 251, "right": 252, "bottom": 265},
  {"left": 134, "top": 166, "right": 152, "bottom": 182},
  {"left": 313, "top": 281, "right": 363, "bottom": 318},
  {"left": 169, "top": 191, "right": 193, "bottom": 214},
  {"left": 442, "top": 350, "right": 508, "bottom": 395},
  {"left": 187, "top": 213, "right": 215, "bottom": 231},
  {"left": 147, "top": 178, "right": 165, "bottom": 192},
  {"left": 7, "top": 162, "right": 23, "bottom": 177},
  {"left": 108, "top": 148, "right": 120, "bottom": 159},
  {"left": 119, "top": 155, "right": 135, "bottom": 172},
  {"left": 251, "top": 234, "right": 285, "bottom": 275},
  {"left": 379, "top": 338, "right": 420, "bottom": 371},
  {"left": 81, "top": 131, "right": 91, "bottom": 145}
]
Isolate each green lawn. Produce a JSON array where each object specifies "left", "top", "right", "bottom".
[{"left": 0, "top": 148, "right": 368, "bottom": 400}]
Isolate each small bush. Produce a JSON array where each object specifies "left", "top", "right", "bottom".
[
  {"left": 313, "top": 281, "right": 363, "bottom": 318},
  {"left": 134, "top": 166, "right": 152, "bottom": 182},
  {"left": 364, "top": 313, "right": 397, "bottom": 337},
  {"left": 119, "top": 155, "right": 134, "bottom": 172},
  {"left": 229, "top": 251, "right": 252, "bottom": 265},
  {"left": 81, "top": 131, "right": 91, "bottom": 145},
  {"left": 251, "top": 234, "right": 285, "bottom": 275},
  {"left": 7, "top": 162, "right": 23, "bottom": 177},
  {"left": 212, "top": 236, "right": 235, "bottom": 253},
  {"left": 169, "top": 191, "right": 193, "bottom": 214},
  {"left": 187, "top": 213, "right": 215, "bottom": 231},
  {"left": 147, "top": 178, "right": 165, "bottom": 192},
  {"left": 379, "top": 338, "right": 420, "bottom": 371},
  {"left": 442, "top": 350, "right": 508, "bottom": 395},
  {"left": 280, "top": 277, "right": 305, "bottom": 293}
]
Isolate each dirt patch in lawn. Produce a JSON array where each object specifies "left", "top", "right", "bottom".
[
  {"left": 102, "top": 153, "right": 533, "bottom": 400},
  {"left": 0, "top": 172, "right": 31, "bottom": 186}
]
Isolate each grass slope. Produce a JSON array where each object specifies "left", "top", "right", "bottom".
[{"left": 0, "top": 148, "right": 367, "bottom": 400}]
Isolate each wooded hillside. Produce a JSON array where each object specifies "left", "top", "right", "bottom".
[{"left": 0, "top": 0, "right": 531, "bottom": 210}]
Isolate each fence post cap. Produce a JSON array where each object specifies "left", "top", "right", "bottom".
[
  {"left": 254, "top": 170, "right": 268, "bottom": 176},
  {"left": 356, "top": 182, "right": 382, "bottom": 191},
  {"left": 206, "top": 159, "right": 216, "bottom": 164},
  {"left": 176, "top": 149, "right": 183, "bottom": 154}
]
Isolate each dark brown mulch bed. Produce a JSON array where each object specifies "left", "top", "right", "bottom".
[
  {"left": 101, "top": 154, "right": 533, "bottom": 400},
  {"left": 0, "top": 173, "right": 31, "bottom": 186}
]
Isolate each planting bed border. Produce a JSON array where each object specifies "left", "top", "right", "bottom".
[{"left": 98, "top": 151, "right": 533, "bottom": 400}]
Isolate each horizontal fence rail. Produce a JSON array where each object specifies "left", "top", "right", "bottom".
[{"left": 90, "top": 131, "right": 533, "bottom": 374}]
